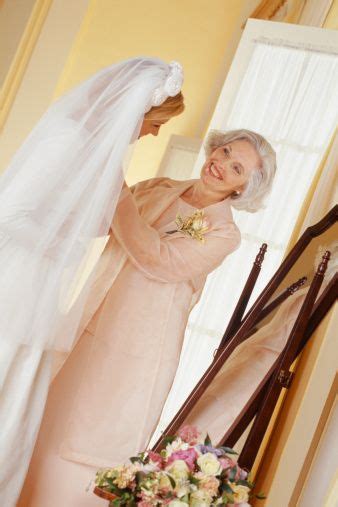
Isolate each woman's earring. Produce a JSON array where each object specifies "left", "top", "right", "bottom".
[{"left": 232, "top": 190, "right": 241, "bottom": 198}]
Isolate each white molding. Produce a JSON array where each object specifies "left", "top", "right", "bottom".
[
  {"left": 0, "top": 0, "right": 53, "bottom": 132},
  {"left": 157, "top": 134, "right": 202, "bottom": 180}
]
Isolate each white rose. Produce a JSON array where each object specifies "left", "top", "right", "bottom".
[
  {"left": 231, "top": 484, "right": 250, "bottom": 503},
  {"left": 190, "top": 489, "right": 212, "bottom": 506},
  {"left": 175, "top": 480, "right": 191, "bottom": 498},
  {"left": 165, "top": 437, "right": 189, "bottom": 457},
  {"left": 168, "top": 501, "right": 188, "bottom": 507},
  {"left": 197, "top": 453, "right": 222, "bottom": 476},
  {"left": 166, "top": 460, "right": 190, "bottom": 482},
  {"left": 158, "top": 473, "right": 173, "bottom": 491}
]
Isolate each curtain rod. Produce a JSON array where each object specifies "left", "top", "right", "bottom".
[{"left": 253, "top": 36, "right": 338, "bottom": 56}]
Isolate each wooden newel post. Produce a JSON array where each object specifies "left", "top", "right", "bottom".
[
  {"left": 215, "top": 243, "right": 268, "bottom": 357},
  {"left": 237, "top": 251, "right": 331, "bottom": 470}
]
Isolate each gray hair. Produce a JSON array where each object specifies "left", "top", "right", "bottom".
[{"left": 205, "top": 129, "right": 277, "bottom": 212}]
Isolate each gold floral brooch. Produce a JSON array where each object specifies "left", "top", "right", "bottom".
[{"left": 166, "top": 209, "right": 209, "bottom": 243}]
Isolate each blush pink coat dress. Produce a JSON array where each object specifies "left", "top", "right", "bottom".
[
  {"left": 185, "top": 288, "right": 307, "bottom": 444},
  {"left": 18, "top": 177, "right": 240, "bottom": 507}
]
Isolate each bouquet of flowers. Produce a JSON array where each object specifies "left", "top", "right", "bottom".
[{"left": 94, "top": 425, "right": 264, "bottom": 506}]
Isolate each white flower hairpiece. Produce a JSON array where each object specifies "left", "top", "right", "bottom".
[{"left": 149, "top": 61, "right": 184, "bottom": 108}]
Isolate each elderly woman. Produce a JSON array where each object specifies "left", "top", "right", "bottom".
[{"left": 18, "top": 128, "right": 276, "bottom": 507}]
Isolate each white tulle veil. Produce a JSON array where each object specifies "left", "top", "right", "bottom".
[{"left": 0, "top": 57, "right": 184, "bottom": 353}]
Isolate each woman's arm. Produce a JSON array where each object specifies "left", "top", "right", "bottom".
[{"left": 111, "top": 184, "right": 240, "bottom": 283}]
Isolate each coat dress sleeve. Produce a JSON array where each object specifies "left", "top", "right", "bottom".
[{"left": 111, "top": 183, "right": 241, "bottom": 284}]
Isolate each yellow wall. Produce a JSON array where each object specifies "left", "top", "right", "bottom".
[
  {"left": 53, "top": 0, "right": 254, "bottom": 184},
  {"left": 0, "top": 0, "right": 36, "bottom": 85},
  {"left": 0, "top": 0, "right": 89, "bottom": 173},
  {"left": 325, "top": 0, "right": 338, "bottom": 29}
]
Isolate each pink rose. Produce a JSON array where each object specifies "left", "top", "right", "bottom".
[
  {"left": 195, "top": 473, "right": 220, "bottom": 496},
  {"left": 239, "top": 468, "right": 248, "bottom": 480},
  {"left": 177, "top": 425, "right": 200, "bottom": 445},
  {"left": 219, "top": 458, "right": 243, "bottom": 480},
  {"left": 219, "top": 457, "right": 236, "bottom": 470},
  {"left": 137, "top": 502, "right": 154, "bottom": 507},
  {"left": 233, "top": 466, "right": 242, "bottom": 481},
  {"left": 147, "top": 451, "right": 163, "bottom": 469},
  {"left": 167, "top": 448, "right": 198, "bottom": 471}
]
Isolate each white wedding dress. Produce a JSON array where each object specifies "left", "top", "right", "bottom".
[{"left": 0, "top": 57, "right": 184, "bottom": 506}]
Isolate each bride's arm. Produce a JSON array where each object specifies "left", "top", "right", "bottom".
[
  {"left": 111, "top": 184, "right": 240, "bottom": 283},
  {"left": 0, "top": 134, "right": 78, "bottom": 256}
]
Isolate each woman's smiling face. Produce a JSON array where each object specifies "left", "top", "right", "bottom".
[{"left": 200, "top": 139, "right": 262, "bottom": 196}]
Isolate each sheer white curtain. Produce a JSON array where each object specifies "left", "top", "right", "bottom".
[
  {"left": 301, "top": 128, "right": 338, "bottom": 231},
  {"left": 151, "top": 40, "right": 338, "bottom": 442}
]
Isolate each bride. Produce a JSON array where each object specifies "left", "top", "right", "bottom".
[{"left": 0, "top": 56, "right": 184, "bottom": 506}]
